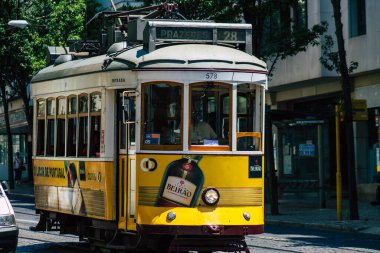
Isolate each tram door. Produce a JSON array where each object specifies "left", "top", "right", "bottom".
[{"left": 118, "top": 90, "right": 137, "bottom": 231}]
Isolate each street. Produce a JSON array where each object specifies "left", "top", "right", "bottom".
[
  {"left": 11, "top": 195, "right": 90, "bottom": 253},
  {"left": 10, "top": 194, "right": 380, "bottom": 253}
]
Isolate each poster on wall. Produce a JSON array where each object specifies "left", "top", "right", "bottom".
[{"left": 299, "top": 144, "right": 316, "bottom": 157}]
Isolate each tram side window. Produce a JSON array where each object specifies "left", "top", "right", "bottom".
[
  {"left": 142, "top": 83, "right": 182, "bottom": 149},
  {"left": 190, "top": 83, "right": 230, "bottom": 147},
  {"left": 67, "top": 96, "right": 77, "bottom": 157},
  {"left": 56, "top": 97, "right": 66, "bottom": 156},
  {"left": 78, "top": 94, "right": 89, "bottom": 157},
  {"left": 36, "top": 100, "right": 45, "bottom": 156},
  {"left": 90, "top": 93, "right": 101, "bottom": 157},
  {"left": 46, "top": 98, "right": 56, "bottom": 156}
]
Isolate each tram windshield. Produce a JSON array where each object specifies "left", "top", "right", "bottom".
[
  {"left": 142, "top": 83, "right": 182, "bottom": 149},
  {"left": 140, "top": 81, "right": 263, "bottom": 152},
  {"left": 190, "top": 83, "right": 230, "bottom": 147}
]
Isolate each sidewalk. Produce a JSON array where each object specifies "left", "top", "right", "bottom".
[
  {"left": 8, "top": 181, "right": 35, "bottom": 198},
  {"left": 265, "top": 195, "right": 380, "bottom": 236},
  {"left": 7, "top": 182, "right": 380, "bottom": 236}
]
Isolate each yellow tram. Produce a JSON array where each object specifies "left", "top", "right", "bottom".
[{"left": 31, "top": 20, "right": 267, "bottom": 252}]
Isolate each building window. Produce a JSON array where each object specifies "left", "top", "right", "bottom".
[
  {"left": 56, "top": 97, "right": 66, "bottom": 156},
  {"left": 78, "top": 94, "right": 88, "bottom": 157},
  {"left": 36, "top": 99, "right": 45, "bottom": 156},
  {"left": 291, "top": 0, "right": 307, "bottom": 30},
  {"left": 142, "top": 83, "right": 182, "bottom": 150},
  {"left": 89, "top": 93, "right": 101, "bottom": 157},
  {"left": 350, "top": 0, "right": 366, "bottom": 37},
  {"left": 67, "top": 96, "right": 77, "bottom": 157}
]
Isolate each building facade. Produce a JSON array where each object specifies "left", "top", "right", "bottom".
[
  {"left": 0, "top": 98, "right": 30, "bottom": 182},
  {"left": 268, "top": 0, "right": 380, "bottom": 201}
]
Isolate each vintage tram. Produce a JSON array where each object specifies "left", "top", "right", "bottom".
[{"left": 31, "top": 20, "right": 267, "bottom": 252}]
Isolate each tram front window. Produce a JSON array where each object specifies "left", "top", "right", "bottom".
[
  {"left": 190, "top": 83, "right": 230, "bottom": 148},
  {"left": 142, "top": 83, "right": 182, "bottom": 149},
  {"left": 236, "top": 84, "right": 262, "bottom": 151}
]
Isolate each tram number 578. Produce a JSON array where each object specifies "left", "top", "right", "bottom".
[{"left": 205, "top": 72, "right": 218, "bottom": 80}]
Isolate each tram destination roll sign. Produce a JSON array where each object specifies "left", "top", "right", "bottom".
[
  {"left": 142, "top": 21, "right": 252, "bottom": 52},
  {"left": 156, "top": 27, "right": 246, "bottom": 43}
]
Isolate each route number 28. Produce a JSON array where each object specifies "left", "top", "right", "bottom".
[{"left": 205, "top": 72, "right": 217, "bottom": 80}]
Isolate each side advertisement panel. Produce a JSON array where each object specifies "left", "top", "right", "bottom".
[{"left": 33, "top": 159, "right": 114, "bottom": 220}]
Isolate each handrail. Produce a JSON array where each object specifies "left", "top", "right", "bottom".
[{"left": 236, "top": 132, "right": 262, "bottom": 151}]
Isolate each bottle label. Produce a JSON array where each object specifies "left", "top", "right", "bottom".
[{"left": 162, "top": 176, "right": 197, "bottom": 206}]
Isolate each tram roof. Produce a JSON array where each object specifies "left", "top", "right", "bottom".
[{"left": 31, "top": 43, "right": 267, "bottom": 83}]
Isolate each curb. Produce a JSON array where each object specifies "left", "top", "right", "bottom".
[{"left": 265, "top": 219, "right": 380, "bottom": 236}]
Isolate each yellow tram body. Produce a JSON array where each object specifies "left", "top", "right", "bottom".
[{"left": 30, "top": 20, "right": 267, "bottom": 252}]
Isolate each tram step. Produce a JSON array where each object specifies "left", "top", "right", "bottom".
[{"left": 167, "top": 236, "right": 249, "bottom": 253}]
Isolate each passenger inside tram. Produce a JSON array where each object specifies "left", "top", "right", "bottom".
[{"left": 191, "top": 111, "right": 218, "bottom": 145}]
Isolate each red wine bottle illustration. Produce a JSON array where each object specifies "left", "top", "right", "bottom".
[{"left": 156, "top": 155, "right": 204, "bottom": 207}]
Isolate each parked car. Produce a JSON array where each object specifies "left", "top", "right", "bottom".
[{"left": 0, "top": 181, "right": 18, "bottom": 253}]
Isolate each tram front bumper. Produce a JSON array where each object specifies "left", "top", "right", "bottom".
[{"left": 137, "top": 206, "right": 264, "bottom": 235}]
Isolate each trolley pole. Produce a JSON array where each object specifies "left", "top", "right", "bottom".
[{"left": 335, "top": 105, "right": 342, "bottom": 221}]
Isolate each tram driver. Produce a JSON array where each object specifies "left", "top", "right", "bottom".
[{"left": 191, "top": 111, "right": 217, "bottom": 145}]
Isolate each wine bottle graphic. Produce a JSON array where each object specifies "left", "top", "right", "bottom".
[
  {"left": 155, "top": 155, "right": 204, "bottom": 207},
  {"left": 64, "top": 161, "right": 86, "bottom": 215}
]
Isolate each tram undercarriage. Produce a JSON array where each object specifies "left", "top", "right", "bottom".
[{"left": 31, "top": 211, "right": 253, "bottom": 252}]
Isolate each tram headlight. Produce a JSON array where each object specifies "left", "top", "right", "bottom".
[{"left": 202, "top": 187, "right": 220, "bottom": 206}]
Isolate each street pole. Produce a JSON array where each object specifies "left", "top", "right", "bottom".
[
  {"left": 335, "top": 105, "right": 342, "bottom": 221},
  {"left": 331, "top": 0, "right": 359, "bottom": 220},
  {"left": 318, "top": 124, "right": 326, "bottom": 209}
]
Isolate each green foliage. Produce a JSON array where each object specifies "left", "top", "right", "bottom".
[
  {"left": 144, "top": 0, "right": 327, "bottom": 76},
  {"left": 0, "top": 0, "right": 85, "bottom": 84},
  {"left": 237, "top": 0, "right": 327, "bottom": 75},
  {"left": 144, "top": 0, "right": 241, "bottom": 22},
  {"left": 320, "top": 34, "right": 358, "bottom": 74},
  {"left": 21, "top": 0, "right": 86, "bottom": 74}
]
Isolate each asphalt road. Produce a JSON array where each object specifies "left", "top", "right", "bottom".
[{"left": 9, "top": 194, "right": 380, "bottom": 253}]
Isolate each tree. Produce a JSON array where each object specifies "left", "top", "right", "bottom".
[
  {"left": 0, "top": 0, "right": 32, "bottom": 189},
  {"left": 147, "top": 0, "right": 327, "bottom": 75},
  {"left": 320, "top": 0, "right": 359, "bottom": 220},
  {"left": 0, "top": 0, "right": 85, "bottom": 188}
]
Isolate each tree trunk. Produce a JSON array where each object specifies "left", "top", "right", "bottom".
[
  {"left": 19, "top": 83, "right": 33, "bottom": 181},
  {"left": 330, "top": 0, "right": 359, "bottom": 220}
]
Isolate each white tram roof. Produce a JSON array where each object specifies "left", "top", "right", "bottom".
[{"left": 31, "top": 43, "right": 267, "bottom": 84}]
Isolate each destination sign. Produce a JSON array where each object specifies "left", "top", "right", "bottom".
[
  {"left": 143, "top": 21, "right": 252, "bottom": 53},
  {"left": 156, "top": 27, "right": 246, "bottom": 43},
  {"left": 157, "top": 27, "right": 212, "bottom": 41}
]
